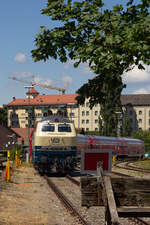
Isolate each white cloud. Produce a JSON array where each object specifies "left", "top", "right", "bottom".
[
  {"left": 14, "top": 71, "right": 33, "bottom": 78},
  {"left": 62, "top": 75, "right": 72, "bottom": 87},
  {"left": 132, "top": 85, "right": 150, "bottom": 94},
  {"left": 14, "top": 53, "right": 26, "bottom": 63},
  {"left": 64, "top": 59, "right": 76, "bottom": 69},
  {"left": 123, "top": 65, "right": 150, "bottom": 83},
  {"left": 81, "top": 63, "right": 92, "bottom": 75},
  {"left": 64, "top": 59, "right": 93, "bottom": 75},
  {"left": 33, "top": 75, "right": 53, "bottom": 86}
]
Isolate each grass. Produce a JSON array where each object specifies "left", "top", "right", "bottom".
[
  {"left": 133, "top": 159, "right": 150, "bottom": 169},
  {"left": 14, "top": 168, "right": 24, "bottom": 173},
  {"left": 21, "top": 161, "right": 33, "bottom": 168},
  {"left": 24, "top": 177, "right": 34, "bottom": 182}
]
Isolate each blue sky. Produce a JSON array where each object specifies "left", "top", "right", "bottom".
[{"left": 1, "top": 0, "right": 149, "bottom": 106}]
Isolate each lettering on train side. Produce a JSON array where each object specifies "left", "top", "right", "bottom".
[{"left": 51, "top": 137, "right": 60, "bottom": 144}]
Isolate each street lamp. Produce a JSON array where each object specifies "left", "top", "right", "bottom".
[{"left": 24, "top": 86, "right": 33, "bottom": 163}]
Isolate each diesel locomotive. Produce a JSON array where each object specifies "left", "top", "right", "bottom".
[{"left": 32, "top": 115, "right": 77, "bottom": 174}]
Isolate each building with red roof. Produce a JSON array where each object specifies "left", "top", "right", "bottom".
[
  {"left": 7, "top": 88, "right": 150, "bottom": 141},
  {"left": 8, "top": 89, "right": 78, "bottom": 130}
]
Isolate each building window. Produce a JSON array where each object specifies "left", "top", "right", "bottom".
[
  {"left": 130, "top": 118, "right": 133, "bottom": 123},
  {"left": 82, "top": 120, "right": 85, "bottom": 124},
  {"left": 149, "top": 111, "right": 150, "bottom": 117},
  {"left": 86, "top": 102, "right": 89, "bottom": 107},
  {"left": 86, "top": 111, "right": 89, "bottom": 116},
  {"left": 95, "top": 119, "right": 98, "bottom": 124},
  {"left": 86, "top": 119, "right": 89, "bottom": 124},
  {"left": 21, "top": 120, "right": 26, "bottom": 123},
  {"left": 82, "top": 111, "right": 85, "bottom": 116},
  {"left": 138, "top": 119, "right": 142, "bottom": 123},
  {"left": 95, "top": 128, "right": 98, "bottom": 131},
  {"left": 139, "top": 110, "right": 142, "bottom": 115},
  {"left": 95, "top": 111, "right": 98, "bottom": 116},
  {"left": 139, "top": 128, "right": 142, "bottom": 130},
  {"left": 129, "top": 111, "right": 133, "bottom": 115},
  {"left": 21, "top": 113, "right": 26, "bottom": 117},
  {"left": 86, "top": 128, "right": 89, "bottom": 131},
  {"left": 11, "top": 121, "right": 19, "bottom": 127},
  {"left": 43, "top": 113, "right": 48, "bottom": 117},
  {"left": 149, "top": 119, "right": 150, "bottom": 125},
  {"left": 70, "top": 112, "right": 74, "bottom": 117},
  {"left": 36, "top": 113, "right": 42, "bottom": 118}
]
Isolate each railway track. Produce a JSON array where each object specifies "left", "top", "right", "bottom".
[
  {"left": 114, "top": 159, "right": 150, "bottom": 174},
  {"left": 66, "top": 174, "right": 80, "bottom": 186},
  {"left": 44, "top": 175, "right": 91, "bottom": 225},
  {"left": 43, "top": 172, "right": 150, "bottom": 225},
  {"left": 68, "top": 168, "right": 150, "bottom": 225},
  {"left": 113, "top": 161, "right": 150, "bottom": 225}
]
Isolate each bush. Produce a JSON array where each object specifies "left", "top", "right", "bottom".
[
  {"left": 10, "top": 145, "right": 23, "bottom": 161},
  {"left": 132, "top": 130, "right": 150, "bottom": 153}
]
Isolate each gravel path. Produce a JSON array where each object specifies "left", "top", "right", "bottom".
[{"left": 0, "top": 166, "right": 78, "bottom": 225}]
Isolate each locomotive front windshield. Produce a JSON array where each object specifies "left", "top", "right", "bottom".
[
  {"left": 41, "top": 123, "right": 72, "bottom": 132},
  {"left": 58, "top": 124, "right": 71, "bottom": 132},
  {"left": 41, "top": 124, "right": 55, "bottom": 132}
]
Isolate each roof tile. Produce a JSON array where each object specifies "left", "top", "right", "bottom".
[{"left": 8, "top": 94, "right": 78, "bottom": 106}]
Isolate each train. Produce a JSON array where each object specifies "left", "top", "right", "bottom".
[
  {"left": 77, "top": 134, "right": 145, "bottom": 159},
  {"left": 32, "top": 115, "right": 77, "bottom": 174},
  {"left": 31, "top": 115, "right": 145, "bottom": 174}
]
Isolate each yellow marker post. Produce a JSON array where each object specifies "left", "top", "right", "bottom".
[
  {"left": 15, "top": 150, "right": 19, "bottom": 168},
  {"left": 5, "top": 151, "right": 10, "bottom": 182},
  {"left": 113, "top": 155, "right": 116, "bottom": 163}
]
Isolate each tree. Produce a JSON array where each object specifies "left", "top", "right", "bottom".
[
  {"left": 31, "top": 0, "right": 150, "bottom": 135},
  {"left": 0, "top": 105, "right": 8, "bottom": 126},
  {"left": 122, "top": 113, "right": 132, "bottom": 137},
  {"left": 132, "top": 130, "right": 150, "bottom": 153}
]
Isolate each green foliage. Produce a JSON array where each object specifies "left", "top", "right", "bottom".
[
  {"left": 0, "top": 105, "right": 8, "bottom": 126},
  {"left": 132, "top": 130, "right": 150, "bottom": 153},
  {"left": 85, "top": 131, "right": 100, "bottom": 136},
  {"left": 31, "top": 0, "right": 150, "bottom": 136},
  {"left": 76, "top": 129, "right": 100, "bottom": 136},
  {"left": 10, "top": 145, "right": 23, "bottom": 161},
  {"left": 122, "top": 113, "right": 132, "bottom": 137}
]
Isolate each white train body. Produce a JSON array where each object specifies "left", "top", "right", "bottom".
[{"left": 32, "top": 115, "right": 77, "bottom": 174}]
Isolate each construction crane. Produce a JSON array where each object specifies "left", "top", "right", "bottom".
[{"left": 8, "top": 76, "right": 66, "bottom": 94}]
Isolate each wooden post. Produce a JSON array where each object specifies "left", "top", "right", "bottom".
[
  {"left": 104, "top": 176, "right": 120, "bottom": 225},
  {"left": 97, "top": 162, "right": 120, "bottom": 225}
]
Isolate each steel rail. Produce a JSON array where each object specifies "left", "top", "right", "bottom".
[
  {"left": 125, "top": 162, "right": 150, "bottom": 174},
  {"left": 114, "top": 161, "right": 150, "bottom": 175},
  {"left": 66, "top": 175, "right": 80, "bottom": 186},
  {"left": 44, "top": 176, "right": 91, "bottom": 225},
  {"left": 112, "top": 166, "right": 150, "bottom": 225}
]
